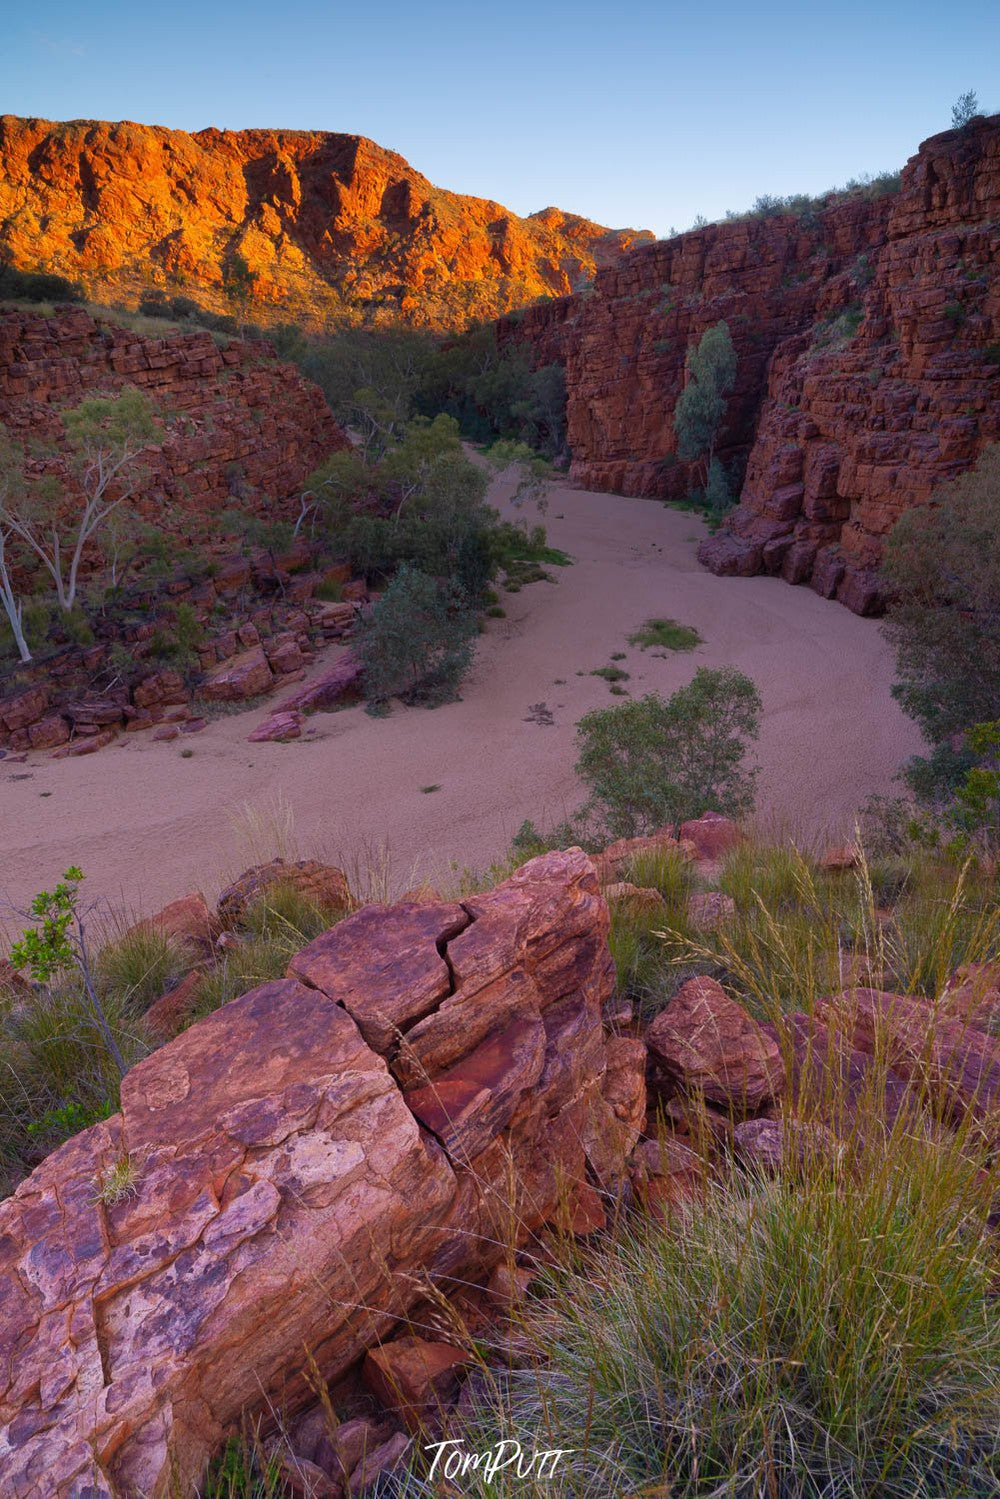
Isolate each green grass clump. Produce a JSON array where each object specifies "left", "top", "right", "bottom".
[
  {"left": 607, "top": 850, "right": 696, "bottom": 1020},
  {"left": 96, "top": 925, "right": 190, "bottom": 1014},
  {"left": 627, "top": 617, "right": 703, "bottom": 652},
  {"left": 664, "top": 840, "right": 999, "bottom": 1021},
  {"left": 591, "top": 665, "right": 630, "bottom": 684},
  {"left": 314, "top": 577, "right": 344, "bottom": 602},
  {"left": 188, "top": 884, "right": 336, "bottom": 1023},
  {"left": 0, "top": 978, "right": 147, "bottom": 1191},
  {"left": 456, "top": 1114, "right": 1000, "bottom": 1497}
]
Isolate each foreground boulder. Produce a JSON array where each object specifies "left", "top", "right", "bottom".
[
  {"left": 217, "top": 858, "right": 352, "bottom": 928},
  {"left": 0, "top": 849, "right": 639, "bottom": 1496},
  {"left": 646, "top": 977, "right": 785, "bottom": 1114},
  {"left": 817, "top": 987, "right": 1000, "bottom": 1140}
]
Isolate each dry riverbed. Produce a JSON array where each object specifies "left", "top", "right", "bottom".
[{"left": 0, "top": 476, "right": 923, "bottom": 926}]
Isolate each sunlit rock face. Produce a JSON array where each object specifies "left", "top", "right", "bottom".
[
  {"left": 0, "top": 116, "right": 652, "bottom": 329},
  {"left": 505, "top": 115, "right": 1000, "bottom": 612}
]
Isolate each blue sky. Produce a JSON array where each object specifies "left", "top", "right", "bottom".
[{"left": 3, "top": 0, "right": 996, "bottom": 236}]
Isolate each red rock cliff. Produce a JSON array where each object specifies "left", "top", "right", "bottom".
[
  {"left": 505, "top": 116, "right": 1000, "bottom": 613},
  {"left": 0, "top": 305, "right": 346, "bottom": 541},
  {"left": 0, "top": 116, "right": 652, "bottom": 330}
]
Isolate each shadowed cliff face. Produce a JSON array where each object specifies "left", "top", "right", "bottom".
[
  {"left": 503, "top": 115, "right": 1000, "bottom": 614},
  {"left": 0, "top": 116, "right": 652, "bottom": 329}
]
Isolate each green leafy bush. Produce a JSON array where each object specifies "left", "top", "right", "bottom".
[
  {"left": 575, "top": 667, "right": 762, "bottom": 838},
  {"left": 356, "top": 564, "right": 477, "bottom": 712},
  {"left": 0, "top": 258, "right": 83, "bottom": 304}
]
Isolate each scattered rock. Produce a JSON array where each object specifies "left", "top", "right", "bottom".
[
  {"left": 485, "top": 1262, "right": 535, "bottom": 1308},
  {"left": 604, "top": 881, "right": 666, "bottom": 912},
  {"left": 732, "top": 1116, "right": 842, "bottom": 1175},
  {"left": 128, "top": 891, "right": 219, "bottom": 951},
  {"left": 27, "top": 713, "right": 70, "bottom": 750},
  {"left": 201, "top": 645, "right": 275, "bottom": 702},
  {"left": 591, "top": 827, "right": 680, "bottom": 885},
  {"left": 248, "top": 710, "right": 303, "bottom": 742},
  {"left": 687, "top": 891, "right": 736, "bottom": 931},
  {"left": 942, "top": 962, "right": 1000, "bottom": 1026},
  {"left": 630, "top": 1134, "right": 705, "bottom": 1215},
  {"left": 348, "top": 1431, "right": 411, "bottom": 1495},
  {"left": 818, "top": 844, "right": 858, "bottom": 872},
  {"left": 50, "top": 727, "right": 118, "bottom": 758},
  {"left": 678, "top": 812, "right": 743, "bottom": 863},
  {"left": 277, "top": 653, "right": 365, "bottom": 714},
  {"left": 142, "top": 970, "right": 205, "bottom": 1042},
  {"left": 646, "top": 976, "right": 785, "bottom": 1114},
  {"left": 218, "top": 858, "right": 352, "bottom": 928},
  {"left": 363, "top": 1336, "right": 473, "bottom": 1431}
]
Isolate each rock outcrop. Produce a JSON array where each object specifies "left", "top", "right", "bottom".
[
  {"left": 0, "top": 849, "right": 643, "bottom": 1496},
  {"left": 505, "top": 115, "right": 1000, "bottom": 611},
  {"left": 0, "top": 117, "right": 652, "bottom": 330},
  {"left": 0, "top": 305, "right": 346, "bottom": 540}
]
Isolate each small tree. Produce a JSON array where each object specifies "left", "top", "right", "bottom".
[
  {"left": 951, "top": 90, "right": 981, "bottom": 129},
  {"left": 673, "top": 321, "right": 738, "bottom": 487},
  {"left": 0, "top": 431, "right": 32, "bottom": 661},
  {"left": 357, "top": 564, "right": 477, "bottom": 712},
  {"left": 222, "top": 251, "right": 257, "bottom": 332},
  {"left": 0, "top": 521, "right": 31, "bottom": 662},
  {"left": 9, "top": 868, "right": 127, "bottom": 1078},
  {"left": 575, "top": 667, "right": 762, "bottom": 838},
  {"left": 0, "top": 389, "right": 161, "bottom": 614}
]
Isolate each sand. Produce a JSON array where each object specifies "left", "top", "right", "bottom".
[{"left": 0, "top": 475, "right": 923, "bottom": 927}]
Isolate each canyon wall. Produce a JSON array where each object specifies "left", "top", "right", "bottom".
[
  {"left": 0, "top": 305, "right": 346, "bottom": 542},
  {"left": 505, "top": 115, "right": 1000, "bottom": 613},
  {"left": 0, "top": 117, "right": 652, "bottom": 329}
]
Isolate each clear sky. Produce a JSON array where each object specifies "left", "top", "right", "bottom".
[{"left": 2, "top": 0, "right": 996, "bottom": 236}]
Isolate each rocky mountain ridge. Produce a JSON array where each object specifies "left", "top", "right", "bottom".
[
  {"left": 0, "top": 116, "right": 652, "bottom": 329},
  {"left": 503, "top": 114, "right": 1000, "bottom": 612}
]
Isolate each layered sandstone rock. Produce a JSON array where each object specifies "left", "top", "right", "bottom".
[
  {"left": 508, "top": 115, "right": 1000, "bottom": 611},
  {"left": 0, "top": 306, "right": 346, "bottom": 543},
  {"left": 0, "top": 849, "right": 642, "bottom": 1496},
  {"left": 0, "top": 117, "right": 651, "bottom": 330}
]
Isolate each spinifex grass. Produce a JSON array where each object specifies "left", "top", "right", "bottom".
[
  {"left": 662, "top": 838, "right": 1000, "bottom": 1021},
  {"left": 96, "top": 923, "right": 190, "bottom": 1014},
  {"left": 452, "top": 1084, "right": 1000, "bottom": 1498}
]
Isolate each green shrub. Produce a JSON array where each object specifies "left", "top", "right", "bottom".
[
  {"left": 674, "top": 321, "right": 737, "bottom": 484},
  {"left": 0, "top": 259, "right": 83, "bottom": 304},
  {"left": 313, "top": 577, "right": 344, "bottom": 602},
  {"left": 627, "top": 617, "right": 702, "bottom": 652},
  {"left": 575, "top": 667, "right": 762, "bottom": 839},
  {"left": 357, "top": 565, "right": 476, "bottom": 712},
  {"left": 883, "top": 446, "right": 1000, "bottom": 801}
]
